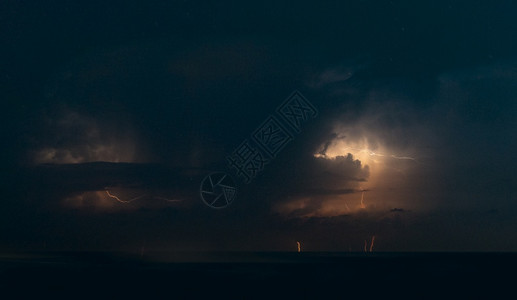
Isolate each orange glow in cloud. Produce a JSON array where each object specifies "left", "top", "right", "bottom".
[
  {"left": 32, "top": 110, "right": 144, "bottom": 164},
  {"left": 273, "top": 196, "right": 354, "bottom": 218},
  {"left": 314, "top": 128, "right": 417, "bottom": 191},
  {"left": 315, "top": 137, "right": 406, "bottom": 189},
  {"left": 274, "top": 122, "right": 421, "bottom": 218},
  {"left": 308, "top": 128, "right": 419, "bottom": 215}
]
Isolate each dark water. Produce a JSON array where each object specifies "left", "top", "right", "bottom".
[{"left": 1, "top": 252, "right": 514, "bottom": 298}]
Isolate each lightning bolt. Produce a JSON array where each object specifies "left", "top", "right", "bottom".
[
  {"left": 342, "top": 147, "right": 417, "bottom": 161},
  {"left": 104, "top": 188, "right": 185, "bottom": 204},
  {"left": 360, "top": 190, "right": 366, "bottom": 209},
  {"left": 369, "top": 236, "right": 375, "bottom": 252},
  {"left": 342, "top": 200, "right": 351, "bottom": 212},
  {"left": 363, "top": 236, "right": 376, "bottom": 252},
  {"left": 297, "top": 241, "right": 301, "bottom": 253},
  {"left": 105, "top": 189, "right": 145, "bottom": 203}
]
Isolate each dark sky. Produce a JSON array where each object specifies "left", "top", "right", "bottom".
[{"left": 1, "top": 0, "right": 517, "bottom": 252}]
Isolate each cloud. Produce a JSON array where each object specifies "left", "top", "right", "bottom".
[
  {"left": 301, "top": 57, "right": 517, "bottom": 219},
  {"left": 263, "top": 61, "right": 440, "bottom": 218},
  {"left": 30, "top": 109, "right": 144, "bottom": 164},
  {"left": 18, "top": 162, "right": 207, "bottom": 211},
  {"left": 264, "top": 152, "right": 370, "bottom": 218}
]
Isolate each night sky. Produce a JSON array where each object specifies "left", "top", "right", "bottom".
[{"left": 2, "top": 0, "right": 517, "bottom": 253}]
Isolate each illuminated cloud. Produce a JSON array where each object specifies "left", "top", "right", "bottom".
[
  {"left": 2, "top": 0, "right": 517, "bottom": 254},
  {"left": 271, "top": 153, "right": 370, "bottom": 218},
  {"left": 31, "top": 110, "right": 143, "bottom": 164},
  {"left": 19, "top": 162, "right": 199, "bottom": 213}
]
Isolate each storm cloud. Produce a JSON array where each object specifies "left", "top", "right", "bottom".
[{"left": 2, "top": 0, "right": 517, "bottom": 252}]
